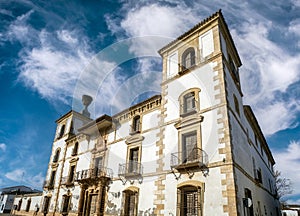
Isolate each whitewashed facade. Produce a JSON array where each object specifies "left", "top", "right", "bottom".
[{"left": 13, "top": 11, "right": 280, "bottom": 216}]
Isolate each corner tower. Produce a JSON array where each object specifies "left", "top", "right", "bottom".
[{"left": 157, "top": 10, "right": 242, "bottom": 215}]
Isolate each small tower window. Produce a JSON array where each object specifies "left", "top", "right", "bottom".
[
  {"left": 181, "top": 47, "right": 196, "bottom": 71},
  {"left": 53, "top": 149, "right": 60, "bottom": 163},
  {"left": 179, "top": 88, "right": 200, "bottom": 117},
  {"left": 58, "top": 125, "right": 65, "bottom": 138},
  {"left": 72, "top": 142, "right": 78, "bottom": 156},
  {"left": 183, "top": 92, "right": 196, "bottom": 113}
]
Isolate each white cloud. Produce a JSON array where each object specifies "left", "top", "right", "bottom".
[
  {"left": 5, "top": 169, "right": 25, "bottom": 182},
  {"left": 0, "top": 143, "right": 6, "bottom": 151},
  {"left": 4, "top": 2, "right": 299, "bottom": 137},
  {"left": 232, "top": 21, "right": 300, "bottom": 135},
  {"left": 57, "top": 30, "right": 78, "bottom": 45},
  {"left": 6, "top": 10, "right": 35, "bottom": 44},
  {"left": 5, "top": 169, "right": 44, "bottom": 189},
  {"left": 273, "top": 141, "right": 300, "bottom": 200}
]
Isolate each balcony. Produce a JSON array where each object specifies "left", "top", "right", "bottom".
[
  {"left": 118, "top": 161, "right": 143, "bottom": 184},
  {"left": 43, "top": 180, "right": 54, "bottom": 190},
  {"left": 75, "top": 167, "right": 113, "bottom": 184},
  {"left": 171, "top": 147, "right": 208, "bottom": 177}
]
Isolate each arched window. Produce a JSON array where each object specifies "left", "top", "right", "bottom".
[
  {"left": 58, "top": 125, "right": 65, "bottom": 138},
  {"left": 177, "top": 185, "right": 202, "bottom": 216},
  {"left": 122, "top": 188, "right": 139, "bottom": 216},
  {"left": 132, "top": 116, "right": 141, "bottom": 133},
  {"left": 182, "top": 47, "right": 196, "bottom": 70},
  {"left": 179, "top": 88, "right": 200, "bottom": 116},
  {"left": 53, "top": 148, "right": 60, "bottom": 163}
]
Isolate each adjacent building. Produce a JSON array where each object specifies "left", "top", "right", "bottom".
[
  {"left": 13, "top": 10, "right": 280, "bottom": 216},
  {"left": 0, "top": 185, "right": 41, "bottom": 214}
]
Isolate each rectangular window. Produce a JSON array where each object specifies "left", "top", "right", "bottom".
[
  {"left": 200, "top": 29, "right": 214, "bottom": 58},
  {"left": 133, "top": 116, "right": 140, "bottom": 132},
  {"left": 68, "top": 165, "right": 76, "bottom": 183},
  {"left": 61, "top": 196, "right": 70, "bottom": 213},
  {"left": 167, "top": 52, "right": 178, "bottom": 77},
  {"left": 182, "top": 132, "right": 197, "bottom": 163},
  {"left": 94, "top": 156, "right": 103, "bottom": 177},
  {"left": 42, "top": 197, "right": 51, "bottom": 214},
  {"left": 177, "top": 186, "right": 202, "bottom": 216},
  {"left": 129, "top": 148, "right": 139, "bottom": 173},
  {"left": 50, "top": 170, "right": 56, "bottom": 187},
  {"left": 124, "top": 191, "right": 137, "bottom": 216},
  {"left": 244, "top": 188, "right": 254, "bottom": 216}
]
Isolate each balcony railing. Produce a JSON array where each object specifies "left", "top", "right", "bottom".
[
  {"left": 118, "top": 161, "right": 143, "bottom": 177},
  {"left": 75, "top": 167, "right": 113, "bottom": 182},
  {"left": 43, "top": 180, "right": 54, "bottom": 189},
  {"left": 171, "top": 147, "right": 208, "bottom": 170}
]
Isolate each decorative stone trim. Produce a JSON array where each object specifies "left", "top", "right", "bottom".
[
  {"left": 125, "top": 134, "right": 145, "bottom": 145},
  {"left": 113, "top": 95, "right": 162, "bottom": 123}
]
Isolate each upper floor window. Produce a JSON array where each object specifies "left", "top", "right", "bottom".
[
  {"left": 179, "top": 88, "right": 200, "bottom": 116},
  {"left": 132, "top": 116, "right": 141, "bottom": 133},
  {"left": 182, "top": 131, "right": 197, "bottom": 163},
  {"left": 72, "top": 142, "right": 79, "bottom": 156},
  {"left": 68, "top": 165, "right": 76, "bottom": 184},
  {"left": 95, "top": 156, "right": 103, "bottom": 169},
  {"left": 233, "top": 95, "right": 240, "bottom": 116},
  {"left": 58, "top": 124, "right": 65, "bottom": 138},
  {"left": 53, "top": 149, "right": 60, "bottom": 163},
  {"left": 181, "top": 47, "right": 195, "bottom": 71},
  {"left": 49, "top": 170, "right": 56, "bottom": 188}
]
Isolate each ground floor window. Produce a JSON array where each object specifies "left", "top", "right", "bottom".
[
  {"left": 177, "top": 186, "right": 202, "bottom": 216},
  {"left": 61, "top": 195, "right": 71, "bottom": 215},
  {"left": 26, "top": 198, "right": 31, "bottom": 212},
  {"left": 42, "top": 197, "right": 51, "bottom": 214},
  {"left": 122, "top": 189, "right": 138, "bottom": 216},
  {"left": 17, "top": 199, "right": 22, "bottom": 211}
]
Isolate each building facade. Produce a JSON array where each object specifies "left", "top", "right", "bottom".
[{"left": 13, "top": 11, "right": 280, "bottom": 216}]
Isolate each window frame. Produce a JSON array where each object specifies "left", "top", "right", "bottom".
[
  {"left": 126, "top": 143, "right": 142, "bottom": 175},
  {"left": 176, "top": 183, "right": 203, "bottom": 216},
  {"left": 179, "top": 88, "right": 201, "bottom": 117},
  {"left": 58, "top": 124, "right": 66, "bottom": 138},
  {"left": 122, "top": 187, "right": 139, "bottom": 216},
  {"left": 181, "top": 47, "right": 196, "bottom": 71},
  {"left": 131, "top": 115, "right": 141, "bottom": 134},
  {"left": 53, "top": 148, "right": 61, "bottom": 163},
  {"left": 72, "top": 142, "right": 79, "bottom": 156}
]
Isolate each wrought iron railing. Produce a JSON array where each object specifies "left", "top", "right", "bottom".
[
  {"left": 171, "top": 147, "right": 208, "bottom": 168},
  {"left": 75, "top": 166, "right": 113, "bottom": 181},
  {"left": 118, "top": 161, "right": 143, "bottom": 177}
]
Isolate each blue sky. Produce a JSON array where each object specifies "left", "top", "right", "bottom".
[{"left": 1, "top": 0, "right": 300, "bottom": 203}]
